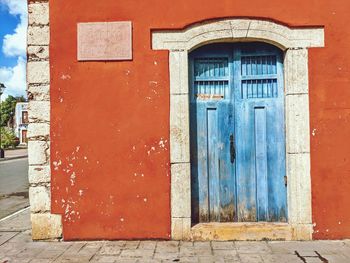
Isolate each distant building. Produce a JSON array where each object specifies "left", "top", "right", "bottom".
[{"left": 14, "top": 102, "right": 28, "bottom": 145}]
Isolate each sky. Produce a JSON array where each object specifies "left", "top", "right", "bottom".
[{"left": 0, "top": 0, "right": 27, "bottom": 101}]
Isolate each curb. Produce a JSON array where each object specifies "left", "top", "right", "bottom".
[{"left": 0, "top": 155, "right": 28, "bottom": 162}]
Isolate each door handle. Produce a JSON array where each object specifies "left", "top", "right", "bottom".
[{"left": 230, "top": 134, "right": 235, "bottom": 163}]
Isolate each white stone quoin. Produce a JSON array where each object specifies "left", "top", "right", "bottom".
[{"left": 27, "top": 0, "right": 63, "bottom": 240}]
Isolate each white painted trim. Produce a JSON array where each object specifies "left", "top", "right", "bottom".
[
  {"left": 152, "top": 18, "right": 324, "bottom": 241},
  {"left": 153, "top": 19, "right": 324, "bottom": 51}
]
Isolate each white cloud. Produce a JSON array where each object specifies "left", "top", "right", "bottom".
[
  {"left": 0, "top": 0, "right": 27, "bottom": 100},
  {"left": 0, "top": 0, "right": 27, "bottom": 16},
  {"left": 0, "top": 57, "right": 26, "bottom": 100},
  {"left": 2, "top": 19, "right": 27, "bottom": 57},
  {"left": 1, "top": 0, "right": 27, "bottom": 57}
]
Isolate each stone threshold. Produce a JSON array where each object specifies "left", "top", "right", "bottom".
[{"left": 190, "top": 222, "right": 310, "bottom": 241}]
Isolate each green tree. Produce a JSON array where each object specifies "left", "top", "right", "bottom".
[
  {"left": 0, "top": 96, "right": 26, "bottom": 127},
  {"left": 0, "top": 127, "right": 17, "bottom": 149}
]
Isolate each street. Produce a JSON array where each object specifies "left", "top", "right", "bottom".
[{"left": 0, "top": 158, "right": 29, "bottom": 219}]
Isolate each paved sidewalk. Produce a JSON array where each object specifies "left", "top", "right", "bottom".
[
  {"left": 0, "top": 209, "right": 349, "bottom": 262},
  {"left": 0, "top": 149, "right": 28, "bottom": 161}
]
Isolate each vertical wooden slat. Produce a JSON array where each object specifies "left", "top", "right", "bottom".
[
  {"left": 197, "top": 102, "right": 210, "bottom": 222},
  {"left": 255, "top": 107, "right": 268, "bottom": 221},
  {"left": 207, "top": 108, "right": 220, "bottom": 221}
]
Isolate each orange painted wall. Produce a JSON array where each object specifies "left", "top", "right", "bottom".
[{"left": 50, "top": 0, "right": 350, "bottom": 240}]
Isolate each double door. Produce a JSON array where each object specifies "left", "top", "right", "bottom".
[{"left": 190, "top": 43, "right": 287, "bottom": 223}]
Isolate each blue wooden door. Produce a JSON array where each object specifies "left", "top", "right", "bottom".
[{"left": 190, "top": 43, "right": 287, "bottom": 223}]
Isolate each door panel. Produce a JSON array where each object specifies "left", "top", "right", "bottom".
[
  {"left": 190, "top": 43, "right": 287, "bottom": 223},
  {"left": 234, "top": 44, "right": 287, "bottom": 222},
  {"left": 190, "top": 45, "right": 235, "bottom": 223}
]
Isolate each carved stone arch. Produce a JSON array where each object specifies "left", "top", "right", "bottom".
[{"left": 152, "top": 18, "right": 324, "bottom": 241}]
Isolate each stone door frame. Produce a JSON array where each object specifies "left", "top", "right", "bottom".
[{"left": 152, "top": 18, "right": 325, "bottom": 240}]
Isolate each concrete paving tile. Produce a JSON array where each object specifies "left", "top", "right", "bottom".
[
  {"left": 115, "top": 259, "right": 137, "bottom": 263},
  {"left": 199, "top": 255, "right": 240, "bottom": 263},
  {"left": 193, "top": 248, "right": 213, "bottom": 256},
  {"left": 261, "top": 254, "right": 300, "bottom": 263},
  {"left": 194, "top": 242, "right": 211, "bottom": 248},
  {"left": 78, "top": 243, "right": 103, "bottom": 257},
  {"left": 235, "top": 242, "right": 272, "bottom": 254},
  {"left": 301, "top": 258, "right": 324, "bottom": 263},
  {"left": 8, "top": 230, "right": 32, "bottom": 243},
  {"left": 156, "top": 242, "right": 179, "bottom": 253},
  {"left": 123, "top": 241, "right": 140, "bottom": 250},
  {"left": 0, "top": 242, "right": 26, "bottom": 255},
  {"left": 4, "top": 257, "right": 31, "bottom": 263},
  {"left": 30, "top": 259, "right": 54, "bottom": 263},
  {"left": 153, "top": 252, "right": 180, "bottom": 260},
  {"left": 15, "top": 247, "right": 45, "bottom": 258},
  {"left": 239, "top": 254, "right": 264, "bottom": 263},
  {"left": 325, "top": 254, "right": 350, "bottom": 263},
  {"left": 98, "top": 243, "right": 123, "bottom": 255},
  {"left": 119, "top": 249, "right": 154, "bottom": 258},
  {"left": 198, "top": 256, "right": 225, "bottom": 263},
  {"left": 60, "top": 242, "right": 86, "bottom": 255},
  {"left": 269, "top": 240, "right": 347, "bottom": 258},
  {"left": 0, "top": 232, "right": 18, "bottom": 246},
  {"left": 213, "top": 249, "right": 238, "bottom": 258},
  {"left": 212, "top": 241, "right": 235, "bottom": 250},
  {"left": 140, "top": 260, "right": 162, "bottom": 263},
  {"left": 179, "top": 247, "right": 197, "bottom": 257},
  {"left": 53, "top": 255, "right": 92, "bottom": 263},
  {"left": 99, "top": 241, "right": 126, "bottom": 248},
  {"left": 90, "top": 255, "right": 117, "bottom": 263},
  {"left": 139, "top": 240, "right": 157, "bottom": 250},
  {"left": 176, "top": 256, "right": 199, "bottom": 262},
  {"left": 180, "top": 241, "right": 194, "bottom": 247},
  {"left": 0, "top": 208, "right": 31, "bottom": 232},
  {"left": 34, "top": 248, "right": 65, "bottom": 260}
]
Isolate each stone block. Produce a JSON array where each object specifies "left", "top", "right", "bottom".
[
  {"left": 172, "top": 217, "right": 191, "bottom": 241},
  {"left": 27, "top": 85, "right": 50, "bottom": 101},
  {"left": 286, "top": 94, "right": 310, "bottom": 154},
  {"left": 285, "top": 49, "right": 309, "bottom": 95},
  {"left": 27, "top": 61, "right": 50, "bottom": 84},
  {"left": 169, "top": 51, "right": 189, "bottom": 95},
  {"left": 170, "top": 94, "right": 190, "bottom": 163},
  {"left": 292, "top": 28, "right": 325, "bottom": 48},
  {"left": 28, "top": 2, "right": 49, "bottom": 25},
  {"left": 28, "top": 123, "right": 50, "bottom": 141},
  {"left": 287, "top": 153, "right": 311, "bottom": 224},
  {"left": 29, "top": 186, "right": 51, "bottom": 212},
  {"left": 27, "top": 26, "right": 50, "bottom": 45},
  {"left": 291, "top": 224, "right": 313, "bottom": 240},
  {"left": 186, "top": 29, "right": 232, "bottom": 50},
  {"left": 28, "top": 141, "right": 49, "bottom": 165},
  {"left": 31, "top": 213, "right": 62, "bottom": 240},
  {"left": 230, "top": 19, "right": 250, "bottom": 38},
  {"left": 28, "top": 101, "right": 50, "bottom": 123},
  {"left": 29, "top": 165, "right": 51, "bottom": 184},
  {"left": 171, "top": 163, "right": 191, "bottom": 218},
  {"left": 28, "top": 46, "right": 49, "bottom": 61}
]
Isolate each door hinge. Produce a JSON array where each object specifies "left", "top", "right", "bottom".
[{"left": 284, "top": 176, "right": 288, "bottom": 187}]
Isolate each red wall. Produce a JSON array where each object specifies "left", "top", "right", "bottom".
[{"left": 50, "top": 0, "right": 350, "bottom": 240}]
